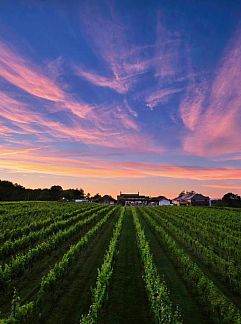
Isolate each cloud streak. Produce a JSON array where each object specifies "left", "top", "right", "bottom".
[
  {"left": 181, "top": 24, "right": 241, "bottom": 156},
  {"left": 74, "top": 66, "right": 128, "bottom": 94},
  {"left": 0, "top": 40, "right": 91, "bottom": 119},
  {"left": 0, "top": 38, "right": 163, "bottom": 152},
  {"left": 1, "top": 148, "right": 241, "bottom": 182},
  {"left": 146, "top": 87, "right": 182, "bottom": 110},
  {"left": 0, "top": 41, "right": 65, "bottom": 102},
  {"left": 78, "top": 1, "right": 158, "bottom": 94}
]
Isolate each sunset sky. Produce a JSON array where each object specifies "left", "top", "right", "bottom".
[{"left": 0, "top": 0, "right": 241, "bottom": 198}]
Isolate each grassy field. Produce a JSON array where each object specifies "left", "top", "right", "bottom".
[{"left": 0, "top": 202, "right": 241, "bottom": 323}]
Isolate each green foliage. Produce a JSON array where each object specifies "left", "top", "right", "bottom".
[
  {"left": 132, "top": 208, "right": 182, "bottom": 324},
  {"left": 80, "top": 207, "right": 124, "bottom": 324},
  {"left": 0, "top": 205, "right": 111, "bottom": 286},
  {"left": 1, "top": 205, "right": 118, "bottom": 322},
  {"left": 146, "top": 207, "right": 241, "bottom": 292},
  {"left": 0, "top": 203, "right": 240, "bottom": 323},
  {"left": 0, "top": 204, "right": 99, "bottom": 259},
  {"left": 141, "top": 207, "right": 241, "bottom": 323},
  {"left": 37, "top": 207, "right": 117, "bottom": 303},
  {"left": 0, "top": 203, "right": 92, "bottom": 242}
]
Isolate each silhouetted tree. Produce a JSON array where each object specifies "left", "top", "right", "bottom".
[
  {"left": 85, "top": 193, "right": 91, "bottom": 199},
  {"left": 63, "top": 188, "right": 84, "bottom": 200},
  {"left": 50, "top": 185, "right": 63, "bottom": 200},
  {"left": 178, "top": 190, "right": 196, "bottom": 197},
  {"left": 0, "top": 179, "right": 85, "bottom": 202},
  {"left": 91, "top": 193, "right": 102, "bottom": 202},
  {"left": 222, "top": 192, "right": 241, "bottom": 207}
]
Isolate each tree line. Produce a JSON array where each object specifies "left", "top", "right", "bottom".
[
  {"left": 0, "top": 180, "right": 85, "bottom": 201},
  {"left": 212, "top": 192, "right": 241, "bottom": 208},
  {"left": 0, "top": 180, "right": 116, "bottom": 202}
]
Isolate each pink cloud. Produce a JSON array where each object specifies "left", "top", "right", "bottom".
[
  {"left": 0, "top": 35, "right": 161, "bottom": 152},
  {"left": 154, "top": 12, "right": 184, "bottom": 82},
  {"left": 1, "top": 148, "right": 241, "bottom": 182},
  {"left": 0, "top": 88, "right": 161, "bottom": 154},
  {"left": 0, "top": 90, "right": 39, "bottom": 124},
  {"left": 146, "top": 87, "right": 182, "bottom": 110},
  {"left": 0, "top": 91, "right": 98, "bottom": 143},
  {"left": 78, "top": 2, "right": 156, "bottom": 94},
  {"left": 203, "top": 184, "right": 241, "bottom": 190},
  {"left": 0, "top": 41, "right": 151, "bottom": 149},
  {"left": 74, "top": 67, "right": 128, "bottom": 94},
  {"left": 181, "top": 25, "right": 241, "bottom": 156},
  {"left": 0, "top": 146, "right": 41, "bottom": 156},
  {"left": 180, "top": 82, "right": 206, "bottom": 130},
  {"left": 0, "top": 41, "right": 65, "bottom": 102},
  {"left": 0, "top": 40, "right": 91, "bottom": 119}
]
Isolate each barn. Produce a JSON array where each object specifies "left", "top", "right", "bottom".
[{"left": 173, "top": 193, "right": 210, "bottom": 206}]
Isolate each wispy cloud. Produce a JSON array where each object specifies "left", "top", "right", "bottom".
[
  {"left": 78, "top": 1, "right": 156, "bottom": 94},
  {"left": 1, "top": 148, "right": 241, "bottom": 182},
  {"left": 0, "top": 41, "right": 65, "bottom": 102},
  {"left": 74, "top": 66, "right": 128, "bottom": 94},
  {"left": 155, "top": 11, "right": 184, "bottom": 82},
  {"left": 0, "top": 40, "right": 91, "bottom": 119},
  {"left": 0, "top": 38, "right": 162, "bottom": 152},
  {"left": 146, "top": 87, "right": 182, "bottom": 110},
  {"left": 203, "top": 184, "right": 241, "bottom": 190},
  {"left": 181, "top": 25, "right": 241, "bottom": 156},
  {"left": 0, "top": 146, "right": 41, "bottom": 156},
  {"left": 0, "top": 86, "right": 161, "bottom": 155},
  {"left": 180, "top": 82, "right": 206, "bottom": 130}
]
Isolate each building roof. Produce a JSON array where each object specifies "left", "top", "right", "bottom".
[
  {"left": 117, "top": 192, "right": 149, "bottom": 200},
  {"left": 118, "top": 193, "right": 140, "bottom": 198},
  {"left": 173, "top": 193, "right": 209, "bottom": 201},
  {"left": 151, "top": 195, "right": 169, "bottom": 201}
]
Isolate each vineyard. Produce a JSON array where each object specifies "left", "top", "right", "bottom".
[{"left": 0, "top": 202, "right": 241, "bottom": 323}]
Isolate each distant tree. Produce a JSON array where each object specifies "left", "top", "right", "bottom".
[
  {"left": 178, "top": 190, "right": 186, "bottom": 197},
  {"left": 0, "top": 180, "right": 25, "bottom": 201},
  {"left": 50, "top": 185, "right": 63, "bottom": 200},
  {"left": 85, "top": 193, "right": 91, "bottom": 199},
  {"left": 78, "top": 188, "right": 85, "bottom": 198},
  {"left": 222, "top": 192, "right": 241, "bottom": 201},
  {"left": 178, "top": 190, "right": 196, "bottom": 197},
  {"left": 92, "top": 193, "right": 102, "bottom": 202},
  {"left": 222, "top": 192, "right": 241, "bottom": 207},
  {"left": 38, "top": 189, "right": 52, "bottom": 201},
  {"left": 63, "top": 188, "right": 85, "bottom": 200}
]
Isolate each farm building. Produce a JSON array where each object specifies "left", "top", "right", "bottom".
[
  {"left": 117, "top": 192, "right": 149, "bottom": 206},
  {"left": 149, "top": 196, "right": 172, "bottom": 206},
  {"left": 173, "top": 193, "right": 210, "bottom": 206},
  {"left": 157, "top": 197, "right": 172, "bottom": 206},
  {"left": 100, "top": 195, "right": 116, "bottom": 205}
]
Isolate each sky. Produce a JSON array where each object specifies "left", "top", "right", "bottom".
[{"left": 0, "top": 0, "right": 241, "bottom": 198}]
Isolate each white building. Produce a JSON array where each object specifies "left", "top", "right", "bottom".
[{"left": 158, "top": 198, "right": 172, "bottom": 206}]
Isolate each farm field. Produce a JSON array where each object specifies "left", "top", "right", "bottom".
[{"left": 0, "top": 202, "right": 241, "bottom": 323}]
